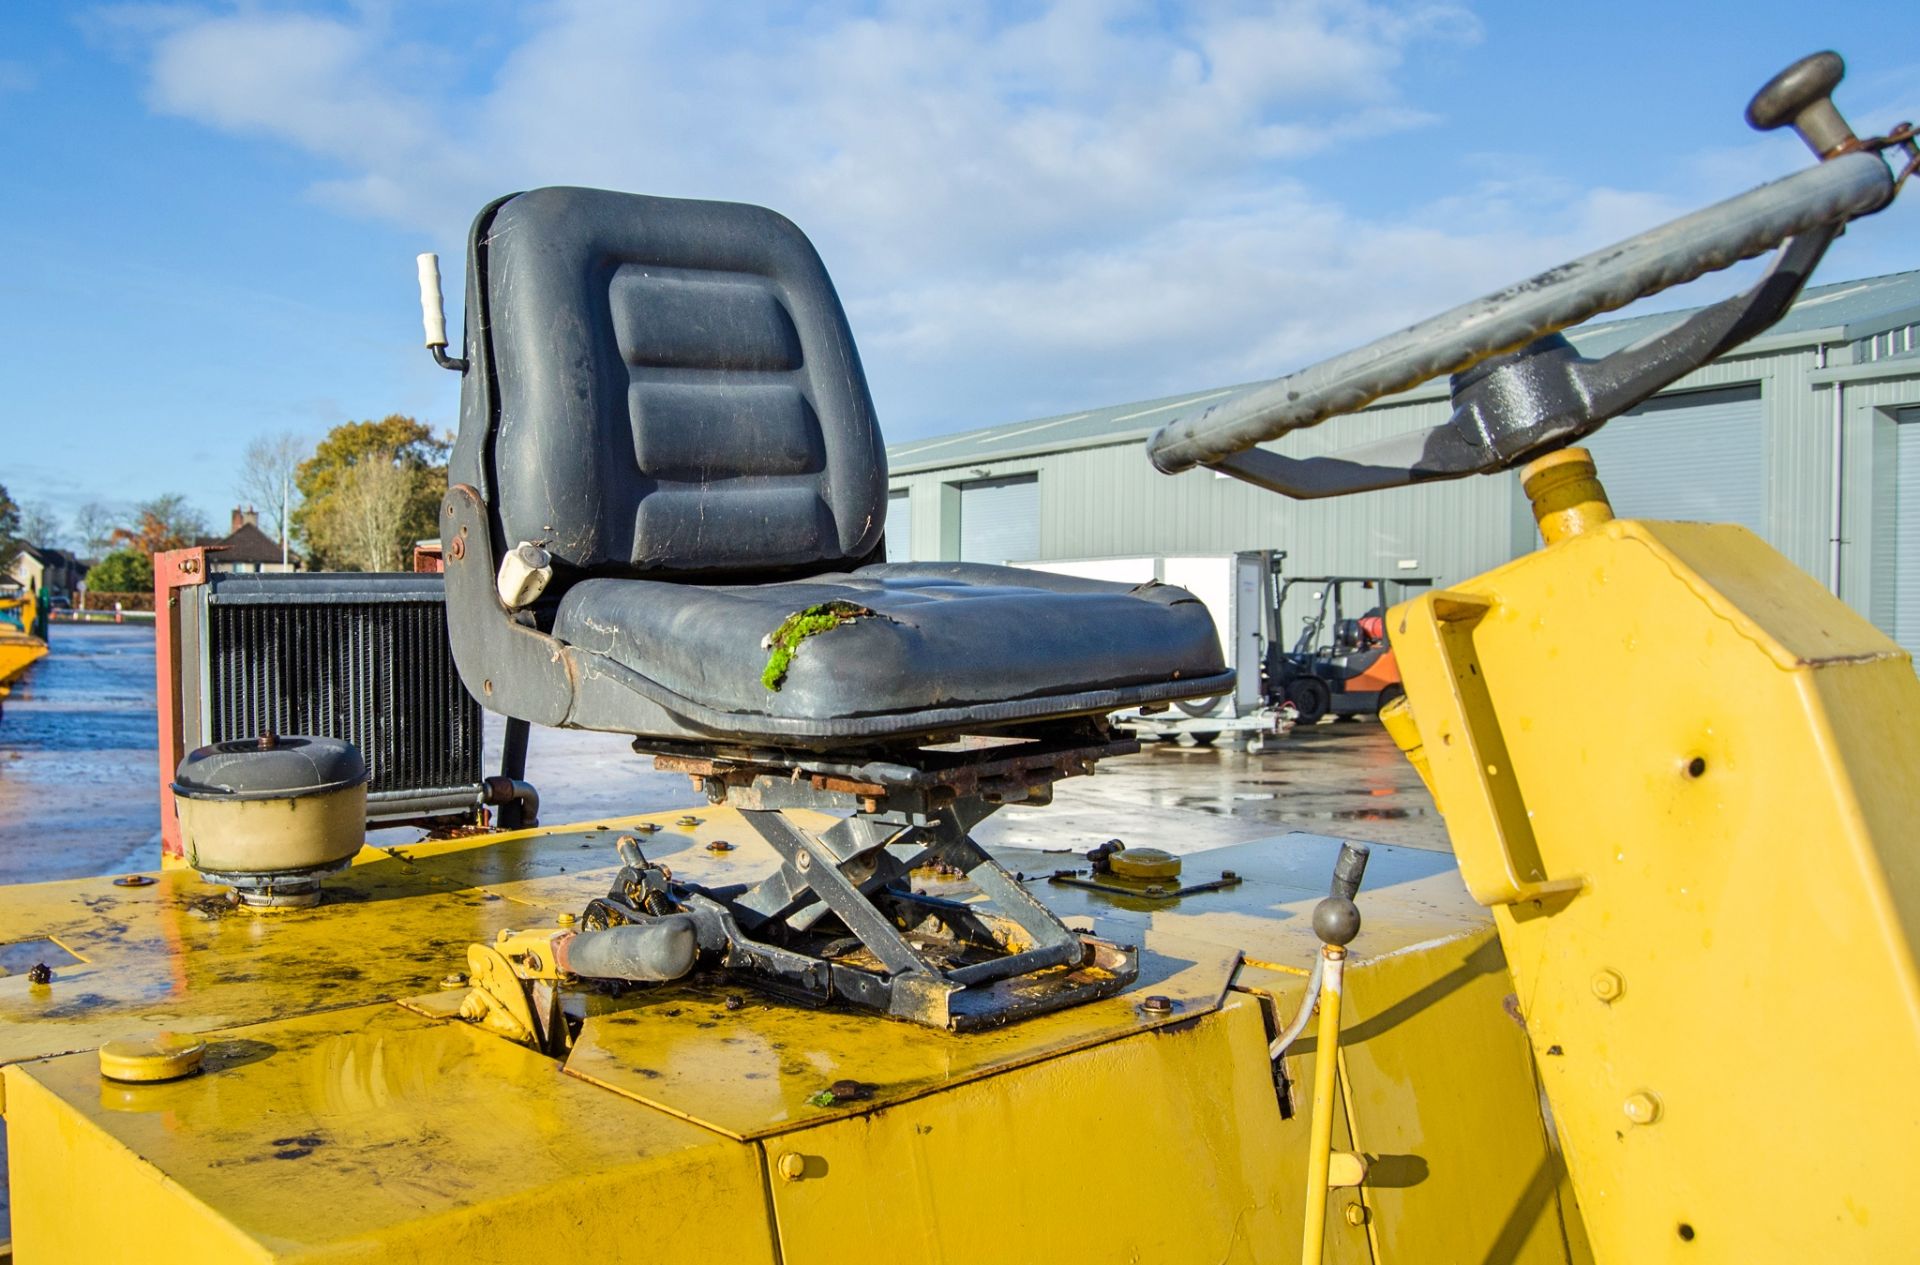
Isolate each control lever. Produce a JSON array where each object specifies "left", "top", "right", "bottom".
[{"left": 1300, "top": 841, "right": 1370, "bottom": 1264}]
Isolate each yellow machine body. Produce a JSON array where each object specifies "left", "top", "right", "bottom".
[
  {"left": 1389, "top": 453, "right": 1920, "bottom": 1262},
  {"left": 0, "top": 814, "right": 1576, "bottom": 1263},
  {"left": 5, "top": 449, "right": 1917, "bottom": 1261}
]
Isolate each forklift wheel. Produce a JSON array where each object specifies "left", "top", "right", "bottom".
[{"left": 1285, "top": 677, "right": 1331, "bottom": 724}]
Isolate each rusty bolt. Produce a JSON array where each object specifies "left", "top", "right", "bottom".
[
  {"left": 1591, "top": 969, "right": 1625, "bottom": 1003},
  {"left": 449, "top": 533, "right": 465, "bottom": 561},
  {"left": 441, "top": 973, "right": 467, "bottom": 989},
  {"left": 26, "top": 962, "right": 52, "bottom": 986},
  {"left": 829, "top": 1079, "right": 873, "bottom": 1102},
  {"left": 777, "top": 1152, "right": 807, "bottom": 1181},
  {"left": 634, "top": 822, "right": 660, "bottom": 834},
  {"left": 1344, "top": 1203, "right": 1369, "bottom": 1228},
  {"left": 112, "top": 874, "right": 155, "bottom": 888},
  {"left": 1221, "top": 870, "right": 1239, "bottom": 881},
  {"left": 1142, "top": 995, "right": 1175, "bottom": 1016},
  {"left": 1623, "top": 1092, "right": 1662, "bottom": 1125},
  {"left": 676, "top": 815, "right": 701, "bottom": 827},
  {"left": 706, "top": 839, "right": 735, "bottom": 852},
  {"left": 724, "top": 994, "right": 745, "bottom": 1011}
]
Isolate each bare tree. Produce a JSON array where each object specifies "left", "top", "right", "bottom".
[
  {"left": 18, "top": 502, "right": 65, "bottom": 550},
  {"left": 313, "top": 450, "right": 413, "bottom": 571},
  {"left": 72, "top": 501, "right": 121, "bottom": 557},
  {"left": 236, "top": 432, "right": 309, "bottom": 548}
]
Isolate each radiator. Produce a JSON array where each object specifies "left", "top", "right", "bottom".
[{"left": 178, "top": 573, "right": 485, "bottom": 825}]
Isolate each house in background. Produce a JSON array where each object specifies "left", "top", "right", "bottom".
[
  {"left": 200, "top": 507, "right": 298, "bottom": 574},
  {"left": 8, "top": 543, "right": 89, "bottom": 599}
]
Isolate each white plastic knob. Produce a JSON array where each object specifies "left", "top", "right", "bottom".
[
  {"left": 496, "top": 542, "right": 553, "bottom": 610},
  {"left": 416, "top": 253, "right": 449, "bottom": 348}
]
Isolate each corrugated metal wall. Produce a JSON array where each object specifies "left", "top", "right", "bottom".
[{"left": 889, "top": 341, "right": 1920, "bottom": 631}]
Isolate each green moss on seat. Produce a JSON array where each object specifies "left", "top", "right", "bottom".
[{"left": 760, "top": 601, "right": 879, "bottom": 691}]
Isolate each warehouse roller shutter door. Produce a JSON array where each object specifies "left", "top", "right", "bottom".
[
  {"left": 1581, "top": 384, "right": 1765, "bottom": 534},
  {"left": 1894, "top": 408, "right": 1920, "bottom": 655},
  {"left": 885, "top": 490, "right": 912, "bottom": 562},
  {"left": 958, "top": 474, "right": 1039, "bottom": 563}
]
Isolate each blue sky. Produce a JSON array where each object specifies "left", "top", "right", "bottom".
[{"left": 2, "top": 1, "right": 1915, "bottom": 540}]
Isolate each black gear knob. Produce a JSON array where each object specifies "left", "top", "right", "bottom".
[{"left": 1747, "top": 51, "right": 1856, "bottom": 157}]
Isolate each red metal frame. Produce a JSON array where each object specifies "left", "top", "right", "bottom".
[{"left": 154, "top": 547, "right": 209, "bottom": 865}]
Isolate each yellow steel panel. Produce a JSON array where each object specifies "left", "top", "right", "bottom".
[
  {"left": 4, "top": 1003, "right": 775, "bottom": 1263},
  {"left": 764, "top": 998, "right": 1373, "bottom": 1265},
  {"left": 564, "top": 928, "right": 1241, "bottom": 1140},
  {"left": 1393, "top": 516, "right": 1920, "bottom": 1261}
]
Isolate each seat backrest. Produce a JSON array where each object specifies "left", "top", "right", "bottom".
[{"left": 452, "top": 187, "right": 887, "bottom": 580}]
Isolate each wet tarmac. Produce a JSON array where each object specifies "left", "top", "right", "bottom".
[
  {"left": 0, "top": 624, "right": 164, "bottom": 884},
  {"left": 0, "top": 625, "right": 1448, "bottom": 889}
]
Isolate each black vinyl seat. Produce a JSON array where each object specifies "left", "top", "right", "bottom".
[{"left": 444, "top": 186, "right": 1230, "bottom": 749}]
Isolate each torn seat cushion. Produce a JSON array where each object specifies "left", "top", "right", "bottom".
[{"left": 552, "top": 562, "right": 1228, "bottom": 723}]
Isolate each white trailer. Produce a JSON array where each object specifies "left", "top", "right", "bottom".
[{"left": 1014, "top": 552, "right": 1291, "bottom": 749}]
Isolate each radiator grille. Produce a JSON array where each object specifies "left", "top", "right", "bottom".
[{"left": 201, "top": 576, "right": 481, "bottom": 809}]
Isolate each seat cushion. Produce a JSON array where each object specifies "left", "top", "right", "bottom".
[{"left": 551, "top": 562, "right": 1229, "bottom": 725}]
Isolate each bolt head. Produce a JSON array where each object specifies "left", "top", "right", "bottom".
[
  {"left": 557, "top": 912, "right": 576, "bottom": 926},
  {"left": 777, "top": 1152, "right": 807, "bottom": 1181},
  {"left": 1623, "top": 1092, "right": 1662, "bottom": 1125},
  {"left": 1591, "top": 969, "right": 1625, "bottom": 1002},
  {"left": 441, "top": 973, "right": 467, "bottom": 989},
  {"left": 1141, "top": 994, "right": 1174, "bottom": 1015},
  {"left": 1344, "top": 1203, "right": 1370, "bottom": 1228}
]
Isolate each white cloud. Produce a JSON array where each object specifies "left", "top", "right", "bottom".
[{"left": 111, "top": 2, "right": 1912, "bottom": 439}]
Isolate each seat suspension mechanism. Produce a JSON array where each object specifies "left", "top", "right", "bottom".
[{"left": 576, "top": 722, "right": 1142, "bottom": 1031}]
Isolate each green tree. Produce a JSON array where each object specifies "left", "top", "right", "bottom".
[
  {"left": 84, "top": 549, "right": 153, "bottom": 594},
  {"left": 294, "top": 416, "right": 449, "bottom": 571}
]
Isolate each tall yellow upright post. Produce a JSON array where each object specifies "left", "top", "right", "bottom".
[{"left": 1299, "top": 944, "right": 1346, "bottom": 1265}]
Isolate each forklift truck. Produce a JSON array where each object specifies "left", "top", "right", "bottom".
[{"left": 1266, "top": 571, "right": 1431, "bottom": 722}]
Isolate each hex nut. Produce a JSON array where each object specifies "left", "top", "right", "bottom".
[
  {"left": 1592, "top": 969, "right": 1625, "bottom": 1003},
  {"left": 1624, "top": 1092, "right": 1662, "bottom": 1125},
  {"left": 1344, "top": 1203, "right": 1370, "bottom": 1227}
]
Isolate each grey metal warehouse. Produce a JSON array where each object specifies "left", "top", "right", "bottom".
[{"left": 882, "top": 270, "right": 1920, "bottom": 654}]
